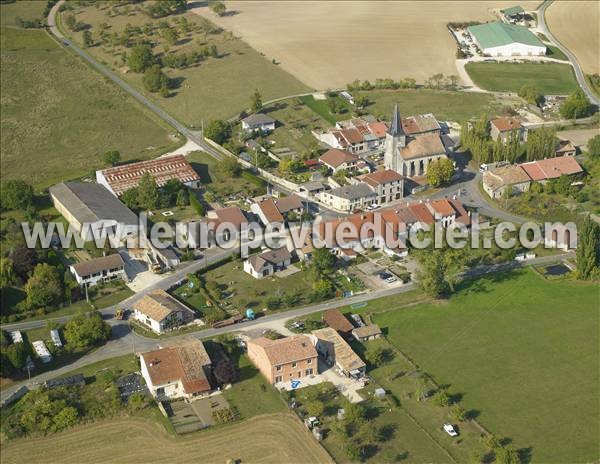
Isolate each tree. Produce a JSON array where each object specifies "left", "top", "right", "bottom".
[
  {"left": 1, "top": 180, "right": 34, "bottom": 211},
  {"left": 576, "top": 215, "right": 600, "bottom": 280},
  {"left": 433, "top": 389, "right": 451, "bottom": 407},
  {"left": 204, "top": 119, "right": 231, "bottom": 144},
  {"left": 162, "top": 26, "right": 179, "bottom": 45},
  {"left": 176, "top": 188, "right": 189, "bottom": 207},
  {"left": 219, "top": 156, "right": 242, "bottom": 177},
  {"left": 128, "top": 43, "right": 155, "bottom": 73},
  {"left": 0, "top": 258, "right": 17, "bottom": 288},
  {"left": 450, "top": 404, "right": 467, "bottom": 421},
  {"left": 588, "top": 134, "right": 600, "bottom": 159},
  {"left": 559, "top": 89, "right": 594, "bottom": 119},
  {"left": 344, "top": 402, "right": 368, "bottom": 426},
  {"left": 103, "top": 150, "right": 121, "bottom": 166},
  {"left": 525, "top": 127, "right": 556, "bottom": 161},
  {"left": 250, "top": 89, "right": 262, "bottom": 112},
  {"left": 311, "top": 248, "right": 336, "bottom": 278},
  {"left": 53, "top": 406, "right": 78, "bottom": 431},
  {"left": 305, "top": 400, "right": 325, "bottom": 417},
  {"left": 5, "top": 342, "right": 27, "bottom": 370},
  {"left": 495, "top": 446, "right": 521, "bottom": 464},
  {"left": 64, "top": 311, "right": 111, "bottom": 350},
  {"left": 189, "top": 193, "right": 206, "bottom": 216},
  {"left": 25, "top": 264, "right": 62, "bottom": 309},
  {"left": 137, "top": 172, "right": 159, "bottom": 210},
  {"left": 312, "top": 278, "right": 333, "bottom": 299},
  {"left": 427, "top": 158, "right": 454, "bottom": 187},
  {"left": 82, "top": 30, "right": 93, "bottom": 47},
  {"left": 143, "top": 64, "right": 169, "bottom": 94},
  {"left": 214, "top": 359, "right": 239, "bottom": 384},
  {"left": 518, "top": 84, "right": 543, "bottom": 105},
  {"left": 64, "top": 14, "right": 76, "bottom": 30},
  {"left": 210, "top": 1, "right": 227, "bottom": 16},
  {"left": 366, "top": 346, "right": 393, "bottom": 367}
]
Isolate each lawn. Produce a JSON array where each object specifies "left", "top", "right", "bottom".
[
  {"left": 545, "top": 44, "right": 569, "bottom": 61},
  {"left": 223, "top": 354, "right": 286, "bottom": 420},
  {"left": 0, "top": 0, "right": 46, "bottom": 27},
  {"left": 373, "top": 269, "right": 599, "bottom": 463},
  {"left": 465, "top": 62, "right": 579, "bottom": 95},
  {"left": 201, "top": 258, "right": 316, "bottom": 314},
  {"left": 299, "top": 95, "right": 352, "bottom": 125},
  {"left": 0, "top": 26, "right": 179, "bottom": 187},
  {"left": 60, "top": 2, "right": 311, "bottom": 125}
]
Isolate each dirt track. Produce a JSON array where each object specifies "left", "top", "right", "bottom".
[
  {"left": 0, "top": 414, "right": 333, "bottom": 464},
  {"left": 192, "top": 1, "right": 539, "bottom": 89},
  {"left": 546, "top": 0, "right": 600, "bottom": 75}
]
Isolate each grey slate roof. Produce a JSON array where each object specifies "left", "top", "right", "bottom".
[
  {"left": 388, "top": 104, "right": 405, "bottom": 137},
  {"left": 242, "top": 113, "right": 276, "bottom": 126},
  {"left": 49, "top": 182, "right": 138, "bottom": 226},
  {"left": 328, "top": 183, "right": 376, "bottom": 201}
]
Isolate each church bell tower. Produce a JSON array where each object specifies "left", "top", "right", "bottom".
[{"left": 384, "top": 104, "right": 406, "bottom": 173}]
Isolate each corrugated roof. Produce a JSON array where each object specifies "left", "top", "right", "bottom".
[{"left": 468, "top": 21, "right": 545, "bottom": 49}]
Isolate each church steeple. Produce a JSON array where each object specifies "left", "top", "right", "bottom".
[
  {"left": 384, "top": 103, "right": 406, "bottom": 174},
  {"left": 388, "top": 104, "right": 404, "bottom": 137}
]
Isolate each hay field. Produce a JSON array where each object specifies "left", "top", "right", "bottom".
[
  {"left": 0, "top": 414, "right": 332, "bottom": 464},
  {"left": 192, "top": 1, "right": 539, "bottom": 89},
  {"left": 546, "top": 0, "right": 600, "bottom": 75}
]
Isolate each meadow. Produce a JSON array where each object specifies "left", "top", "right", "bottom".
[
  {"left": 374, "top": 269, "right": 599, "bottom": 463},
  {"left": 465, "top": 62, "right": 579, "bottom": 95},
  {"left": 0, "top": 25, "right": 177, "bottom": 187},
  {"left": 61, "top": 1, "right": 310, "bottom": 124}
]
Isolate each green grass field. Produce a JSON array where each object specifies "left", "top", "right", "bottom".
[
  {"left": 0, "top": 0, "right": 46, "bottom": 27},
  {"left": 0, "top": 25, "right": 178, "bottom": 187},
  {"left": 61, "top": 2, "right": 311, "bottom": 125},
  {"left": 373, "top": 269, "right": 599, "bottom": 463},
  {"left": 465, "top": 62, "right": 579, "bottom": 95}
]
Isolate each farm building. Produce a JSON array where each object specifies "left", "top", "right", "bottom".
[
  {"left": 243, "top": 247, "right": 292, "bottom": 279},
  {"left": 49, "top": 182, "right": 139, "bottom": 242},
  {"left": 519, "top": 156, "right": 583, "bottom": 182},
  {"left": 247, "top": 335, "right": 318, "bottom": 385},
  {"left": 132, "top": 289, "right": 196, "bottom": 334},
  {"left": 467, "top": 21, "right": 546, "bottom": 57},
  {"left": 352, "top": 324, "right": 382, "bottom": 341},
  {"left": 140, "top": 338, "right": 212, "bottom": 400},
  {"left": 69, "top": 253, "right": 126, "bottom": 287},
  {"left": 483, "top": 165, "right": 531, "bottom": 198},
  {"left": 501, "top": 5, "right": 525, "bottom": 21},
  {"left": 96, "top": 155, "right": 201, "bottom": 197},
  {"left": 311, "top": 328, "right": 366, "bottom": 378}
]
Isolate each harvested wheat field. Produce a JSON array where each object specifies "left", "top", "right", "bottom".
[
  {"left": 546, "top": 0, "right": 600, "bottom": 75},
  {"left": 193, "top": 1, "right": 539, "bottom": 89},
  {"left": 0, "top": 414, "right": 332, "bottom": 464}
]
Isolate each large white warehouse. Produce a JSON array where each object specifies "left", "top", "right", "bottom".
[{"left": 468, "top": 22, "right": 546, "bottom": 57}]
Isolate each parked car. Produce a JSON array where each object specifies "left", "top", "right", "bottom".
[
  {"left": 378, "top": 272, "right": 392, "bottom": 280},
  {"left": 443, "top": 423, "right": 459, "bottom": 437},
  {"left": 386, "top": 276, "right": 397, "bottom": 283}
]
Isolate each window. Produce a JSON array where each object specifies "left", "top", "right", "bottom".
[
  {"left": 291, "top": 362, "right": 297, "bottom": 368},
  {"left": 306, "top": 368, "right": 313, "bottom": 376},
  {"left": 275, "top": 376, "right": 283, "bottom": 383},
  {"left": 276, "top": 365, "right": 282, "bottom": 371},
  {"left": 307, "top": 359, "right": 312, "bottom": 364}
]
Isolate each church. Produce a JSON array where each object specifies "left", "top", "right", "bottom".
[{"left": 384, "top": 105, "right": 447, "bottom": 178}]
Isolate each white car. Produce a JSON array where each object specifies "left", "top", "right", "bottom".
[
  {"left": 386, "top": 276, "right": 397, "bottom": 283},
  {"left": 443, "top": 424, "right": 458, "bottom": 437}
]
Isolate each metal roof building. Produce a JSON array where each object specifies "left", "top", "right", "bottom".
[{"left": 468, "top": 22, "right": 546, "bottom": 57}]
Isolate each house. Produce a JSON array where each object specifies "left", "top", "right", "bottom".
[
  {"left": 426, "top": 199, "right": 458, "bottom": 228},
  {"left": 319, "top": 183, "right": 377, "bottom": 212},
  {"left": 319, "top": 148, "right": 359, "bottom": 173},
  {"left": 178, "top": 206, "right": 248, "bottom": 249},
  {"left": 490, "top": 118, "right": 527, "bottom": 143},
  {"left": 482, "top": 165, "right": 531, "bottom": 198},
  {"left": 352, "top": 324, "right": 382, "bottom": 341},
  {"left": 140, "top": 338, "right": 212, "bottom": 400},
  {"left": 299, "top": 180, "right": 327, "bottom": 198},
  {"left": 322, "top": 309, "right": 354, "bottom": 339},
  {"left": 519, "top": 156, "right": 583, "bottom": 182},
  {"left": 356, "top": 169, "right": 404, "bottom": 204},
  {"left": 274, "top": 194, "right": 305, "bottom": 219},
  {"left": 315, "top": 117, "right": 388, "bottom": 153},
  {"left": 247, "top": 335, "right": 318, "bottom": 384},
  {"left": 243, "top": 247, "right": 292, "bottom": 278},
  {"left": 132, "top": 289, "right": 196, "bottom": 334},
  {"left": 49, "top": 182, "right": 139, "bottom": 242},
  {"left": 251, "top": 197, "right": 285, "bottom": 226},
  {"left": 384, "top": 105, "right": 448, "bottom": 177},
  {"left": 555, "top": 140, "right": 577, "bottom": 157},
  {"left": 241, "top": 113, "right": 276, "bottom": 133},
  {"left": 400, "top": 113, "right": 442, "bottom": 138},
  {"left": 310, "top": 328, "right": 366, "bottom": 378},
  {"left": 96, "top": 155, "right": 201, "bottom": 197},
  {"left": 467, "top": 21, "right": 546, "bottom": 56},
  {"left": 69, "top": 253, "right": 126, "bottom": 287}
]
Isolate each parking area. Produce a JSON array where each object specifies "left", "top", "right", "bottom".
[
  {"left": 353, "top": 259, "right": 406, "bottom": 290},
  {"left": 163, "top": 394, "right": 231, "bottom": 434}
]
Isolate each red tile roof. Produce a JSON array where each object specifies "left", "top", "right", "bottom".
[
  {"left": 359, "top": 169, "right": 403, "bottom": 187},
  {"left": 249, "top": 335, "right": 317, "bottom": 366},
  {"left": 323, "top": 309, "right": 354, "bottom": 334},
  {"left": 99, "top": 155, "right": 200, "bottom": 196},
  {"left": 428, "top": 199, "right": 456, "bottom": 217},
  {"left": 491, "top": 118, "right": 522, "bottom": 132},
  {"left": 256, "top": 198, "right": 284, "bottom": 223},
  {"left": 520, "top": 157, "right": 583, "bottom": 180},
  {"left": 408, "top": 203, "right": 436, "bottom": 224},
  {"left": 274, "top": 194, "right": 304, "bottom": 213},
  {"left": 319, "top": 148, "right": 359, "bottom": 169}
]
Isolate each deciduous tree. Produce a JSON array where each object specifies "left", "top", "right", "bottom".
[{"left": 25, "top": 263, "right": 62, "bottom": 309}]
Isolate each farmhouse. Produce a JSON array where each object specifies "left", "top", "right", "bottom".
[
  {"left": 140, "top": 339, "right": 212, "bottom": 400},
  {"left": 311, "top": 328, "right": 366, "bottom": 378},
  {"left": 247, "top": 335, "right": 318, "bottom": 384},
  {"left": 243, "top": 247, "right": 292, "bottom": 278},
  {"left": 467, "top": 21, "right": 546, "bottom": 56},
  {"left": 96, "top": 155, "right": 201, "bottom": 197},
  {"left": 519, "top": 156, "right": 583, "bottom": 182},
  {"left": 490, "top": 118, "right": 527, "bottom": 143},
  {"left": 355, "top": 169, "right": 404, "bottom": 204},
  {"left": 70, "top": 253, "right": 126, "bottom": 287},
  {"left": 352, "top": 324, "right": 382, "bottom": 341},
  {"left": 483, "top": 165, "right": 531, "bottom": 198},
  {"left": 319, "top": 183, "right": 377, "bottom": 212},
  {"left": 133, "top": 289, "right": 196, "bottom": 334},
  {"left": 49, "top": 182, "right": 139, "bottom": 242},
  {"left": 241, "top": 113, "right": 277, "bottom": 133},
  {"left": 319, "top": 148, "right": 360, "bottom": 173},
  {"left": 384, "top": 105, "right": 447, "bottom": 177}
]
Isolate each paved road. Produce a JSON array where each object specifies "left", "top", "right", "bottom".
[
  {"left": 537, "top": 1, "right": 600, "bottom": 106},
  {"left": 0, "top": 251, "right": 572, "bottom": 402}
]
